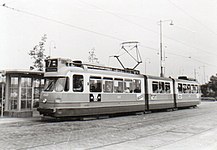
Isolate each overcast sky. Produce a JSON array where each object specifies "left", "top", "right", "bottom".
[{"left": 1, "top": 0, "right": 217, "bottom": 84}]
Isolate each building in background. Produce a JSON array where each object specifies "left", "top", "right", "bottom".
[{"left": 0, "top": 70, "right": 44, "bottom": 117}]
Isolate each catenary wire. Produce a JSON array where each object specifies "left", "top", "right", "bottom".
[
  {"left": 78, "top": 0, "right": 217, "bottom": 57},
  {"left": 167, "top": 0, "right": 217, "bottom": 36},
  {"left": 2, "top": 3, "right": 217, "bottom": 68},
  {"left": 1, "top": 3, "right": 125, "bottom": 42}
]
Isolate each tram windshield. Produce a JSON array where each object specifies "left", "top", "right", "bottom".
[{"left": 44, "top": 77, "right": 69, "bottom": 92}]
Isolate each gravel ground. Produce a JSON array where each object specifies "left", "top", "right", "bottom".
[{"left": 0, "top": 101, "right": 217, "bottom": 150}]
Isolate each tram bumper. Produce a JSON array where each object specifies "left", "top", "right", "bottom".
[{"left": 37, "top": 107, "right": 56, "bottom": 116}]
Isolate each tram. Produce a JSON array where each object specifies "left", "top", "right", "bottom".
[{"left": 37, "top": 58, "right": 201, "bottom": 117}]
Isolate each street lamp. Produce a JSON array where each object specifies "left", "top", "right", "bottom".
[
  {"left": 144, "top": 58, "right": 151, "bottom": 74},
  {"left": 49, "top": 40, "right": 56, "bottom": 58},
  {"left": 199, "top": 65, "right": 206, "bottom": 84},
  {"left": 158, "top": 20, "right": 174, "bottom": 77}
]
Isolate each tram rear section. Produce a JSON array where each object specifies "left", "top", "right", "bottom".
[{"left": 37, "top": 58, "right": 200, "bottom": 118}]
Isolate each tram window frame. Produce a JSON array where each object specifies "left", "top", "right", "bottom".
[
  {"left": 159, "top": 82, "right": 165, "bottom": 93},
  {"left": 152, "top": 81, "right": 158, "bottom": 93},
  {"left": 133, "top": 79, "right": 141, "bottom": 93},
  {"left": 178, "top": 83, "right": 182, "bottom": 93},
  {"left": 44, "top": 78, "right": 55, "bottom": 92},
  {"left": 165, "top": 82, "right": 171, "bottom": 93},
  {"left": 192, "top": 85, "right": 197, "bottom": 93},
  {"left": 73, "top": 75, "right": 83, "bottom": 92},
  {"left": 103, "top": 77, "right": 113, "bottom": 93},
  {"left": 124, "top": 79, "right": 133, "bottom": 93},
  {"left": 114, "top": 78, "right": 123, "bottom": 93},
  {"left": 195, "top": 85, "right": 199, "bottom": 93},
  {"left": 183, "top": 84, "right": 187, "bottom": 93},
  {"left": 55, "top": 77, "right": 69, "bottom": 92},
  {"left": 44, "top": 77, "right": 69, "bottom": 92},
  {"left": 187, "top": 84, "right": 191, "bottom": 93},
  {"left": 90, "top": 76, "right": 102, "bottom": 92}
]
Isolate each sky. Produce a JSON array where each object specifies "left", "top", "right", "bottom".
[{"left": 1, "top": 0, "right": 217, "bottom": 84}]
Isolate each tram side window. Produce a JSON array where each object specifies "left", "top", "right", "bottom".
[
  {"left": 178, "top": 83, "right": 182, "bottom": 93},
  {"left": 124, "top": 79, "right": 133, "bottom": 93},
  {"left": 195, "top": 85, "right": 199, "bottom": 93},
  {"left": 159, "top": 82, "right": 165, "bottom": 93},
  {"left": 152, "top": 81, "right": 158, "bottom": 93},
  {"left": 73, "top": 75, "right": 83, "bottom": 92},
  {"left": 165, "top": 82, "right": 171, "bottom": 93},
  {"left": 187, "top": 84, "right": 191, "bottom": 93},
  {"left": 192, "top": 85, "right": 197, "bottom": 93},
  {"left": 114, "top": 78, "right": 123, "bottom": 93},
  {"left": 133, "top": 79, "right": 141, "bottom": 93},
  {"left": 90, "top": 76, "right": 102, "bottom": 92},
  {"left": 183, "top": 84, "right": 187, "bottom": 93},
  {"left": 103, "top": 78, "right": 113, "bottom": 93}
]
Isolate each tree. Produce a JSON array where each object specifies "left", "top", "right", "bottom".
[
  {"left": 29, "top": 34, "right": 47, "bottom": 71},
  {"left": 88, "top": 48, "right": 99, "bottom": 64},
  {"left": 201, "top": 75, "right": 217, "bottom": 98}
]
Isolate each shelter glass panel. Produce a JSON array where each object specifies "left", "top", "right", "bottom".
[
  {"left": 9, "top": 77, "right": 18, "bottom": 110},
  {"left": 33, "top": 79, "right": 40, "bottom": 108},
  {"left": 21, "top": 77, "right": 32, "bottom": 109}
]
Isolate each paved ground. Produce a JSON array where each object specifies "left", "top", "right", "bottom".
[{"left": 0, "top": 101, "right": 217, "bottom": 150}]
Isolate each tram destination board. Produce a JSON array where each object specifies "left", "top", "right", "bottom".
[{"left": 45, "top": 59, "right": 58, "bottom": 72}]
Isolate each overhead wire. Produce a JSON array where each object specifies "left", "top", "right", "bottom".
[
  {"left": 167, "top": 0, "right": 217, "bottom": 36},
  {"left": 140, "top": 44, "right": 217, "bottom": 68},
  {"left": 78, "top": 0, "right": 217, "bottom": 58},
  {"left": 2, "top": 2, "right": 217, "bottom": 69},
  {"left": 78, "top": 0, "right": 158, "bottom": 35},
  {"left": 1, "top": 3, "right": 125, "bottom": 42}
]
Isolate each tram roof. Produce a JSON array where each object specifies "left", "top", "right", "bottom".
[
  {"left": 47, "top": 58, "right": 141, "bottom": 75},
  {"left": 145, "top": 75, "right": 173, "bottom": 81},
  {"left": 0, "top": 69, "right": 44, "bottom": 76}
]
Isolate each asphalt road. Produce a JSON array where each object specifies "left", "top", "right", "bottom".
[{"left": 0, "top": 101, "right": 217, "bottom": 150}]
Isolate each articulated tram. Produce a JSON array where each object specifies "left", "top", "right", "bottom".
[{"left": 37, "top": 58, "right": 201, "bottom": 117}]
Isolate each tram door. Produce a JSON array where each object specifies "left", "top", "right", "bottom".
[{"left": 89, "top": 76, "right": 102, "bottom": 102}]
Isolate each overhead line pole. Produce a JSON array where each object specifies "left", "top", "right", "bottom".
[
  {"left": 158, "top": 20, "right": 173, "bottom": 77},
  {"left": 159, "top": 20, "right": 164, "bottom": 77}
]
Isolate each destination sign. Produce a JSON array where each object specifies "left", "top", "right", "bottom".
[{"left": 45, "top": 59, "right": 58, "bottom": 72}]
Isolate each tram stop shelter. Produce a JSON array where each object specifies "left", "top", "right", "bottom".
[{"left": 0, "top": 70, "right": 44, "bottom": 117}]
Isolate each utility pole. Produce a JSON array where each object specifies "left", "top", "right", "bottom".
[
  {"left": 158, "top": 20, "right": 173, "bottom": 77},
  {"left": 194, "top": 68, "right": 197, "bottom": 80},
  {"left": 202, "top": 65, "right": 206, "bottom": 84},
  {"left": 49, "top": 40, "right": 56, "bottom": 58},
  {"left": 1, "top": 83, "right": 4, "bottom": 117},
  {"left": 159, "top": 20, "right": 163, "bottom": 77}
]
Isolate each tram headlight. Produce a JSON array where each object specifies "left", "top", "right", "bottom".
[
  {"left": 55, "top": 98, "right": 62, "bottom": 103},
  {"left": 42, "top": 98, "right": 47, "bottom": 104}
]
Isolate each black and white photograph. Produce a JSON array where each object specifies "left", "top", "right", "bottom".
[{"left": 0, "top": 0, "right": 217, "bottom": 149}]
